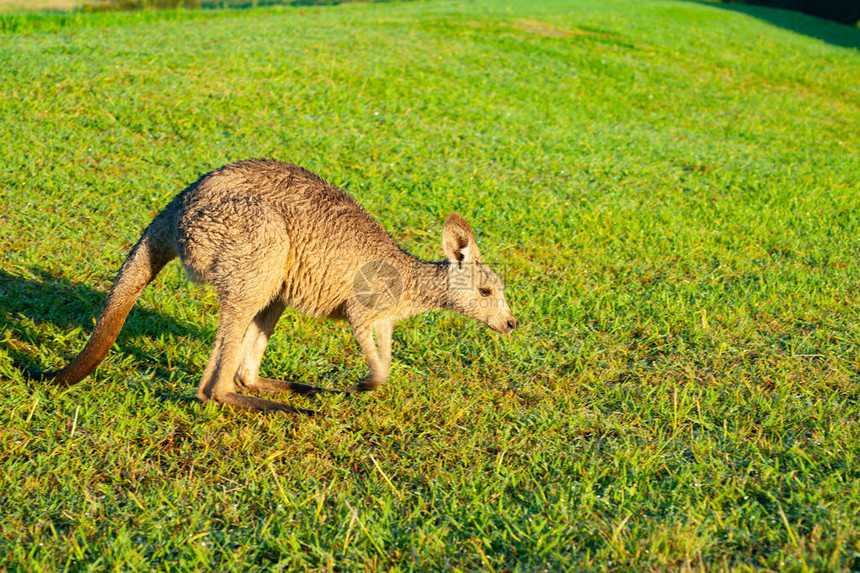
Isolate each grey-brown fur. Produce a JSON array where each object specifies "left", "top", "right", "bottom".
[{"left": 23, "top": 159, "right": 517, "bottom": 413}]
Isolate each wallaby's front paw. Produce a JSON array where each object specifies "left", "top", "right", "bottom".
[{"left": 356, "top": 378, "right": 382, "bottom": 392}]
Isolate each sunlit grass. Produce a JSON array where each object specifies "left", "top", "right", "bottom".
[{"left": 1, "top": 0, "right": 859, "bottom": 569}]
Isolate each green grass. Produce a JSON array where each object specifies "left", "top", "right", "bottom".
[{"left": 1, "top": 0, "right": 859, "bottom": 569}]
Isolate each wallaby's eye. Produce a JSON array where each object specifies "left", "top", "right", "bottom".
[{"left": 479, "top": 287, "right": 492, "bottom": 297}]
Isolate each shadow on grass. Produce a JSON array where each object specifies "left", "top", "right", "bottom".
[
  {"left": 693, "top": 1, "right": 860, "bottom": 50},
  {"left": 0, "top": 267, "right": 204, "bottom": 390},
  {"left": 0, "top": 268, "right": 336, "bottom": 409}
]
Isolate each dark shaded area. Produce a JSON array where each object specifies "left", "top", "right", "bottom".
[
  {"left": 704, "top": 1, "right": 860, "bottom": 49},
  {"left": 739, "top": 0, "right": 860, "bottom": 26},
  {"left": 0, "top": 267, "right": 204, "bottom": 383}
]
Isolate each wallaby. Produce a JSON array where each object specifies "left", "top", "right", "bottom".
[{"left": 21, "top": 159, "right": 517, "bottom": 413}]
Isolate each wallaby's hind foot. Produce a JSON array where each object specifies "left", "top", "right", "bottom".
[
  {"left": 243, "top": 376, "right": 339, "bottom": 397},
  {"left": 213, "top": 392, "right": 316, "bottom": 416}
]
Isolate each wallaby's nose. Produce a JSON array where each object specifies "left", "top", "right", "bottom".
[{"left": 506, "top": 318, "right": 518, "bottom": 331}]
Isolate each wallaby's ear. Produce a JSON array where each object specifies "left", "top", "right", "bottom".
[{"left": 442, "top": 212, "right": 480, "bottom": 268}]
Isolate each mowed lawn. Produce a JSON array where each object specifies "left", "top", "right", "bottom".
[{"left": 1, "top": 0, "right": 859, "bottom": 570}]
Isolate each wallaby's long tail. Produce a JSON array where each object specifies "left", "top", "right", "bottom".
[{"left": 22, "top": 218, "right": 176, "bottom": 386}]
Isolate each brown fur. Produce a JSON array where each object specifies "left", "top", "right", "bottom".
[{"left": 22, "top": 159, "right": 517, "bottom": 413}]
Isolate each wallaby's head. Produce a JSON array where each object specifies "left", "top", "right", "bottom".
[{"left": 442, "top": 213, "right": 517, "bottom": 335}]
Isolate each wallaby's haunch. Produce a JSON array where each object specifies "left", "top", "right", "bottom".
[{"left": 24, "top": 159, "right": 517, "bottom": 413}]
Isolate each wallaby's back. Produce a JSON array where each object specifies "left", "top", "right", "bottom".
[{"left": 171, "top": 160, "right": 407, "bottom": 318}]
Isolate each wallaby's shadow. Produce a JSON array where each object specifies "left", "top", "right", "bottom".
[
  {"left": 0, "top": 267, "right": 203, "bottom": 393},
  {"left": 1, "top": 268, "right": 338, "bottom": 408}
]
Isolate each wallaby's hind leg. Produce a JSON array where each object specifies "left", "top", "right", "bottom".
[
  {"left": 233, "top": 299, "right": 285, "bottom": 392},
  {"left": 196, "top": 302, "right": 314, "bottom": 415},
  {"left": 234, "top": 300, "right": 333, "bottom": 397},
  {"left": 185, "top": 196, "right": 313, "bottom": 414}
]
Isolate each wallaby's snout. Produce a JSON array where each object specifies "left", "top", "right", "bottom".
[
  {"left": 483, "top": 293, "right": 516, "bottom": 335},
  {"left": 489, "top": 308, "right": 517, "bottom": 335}
]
